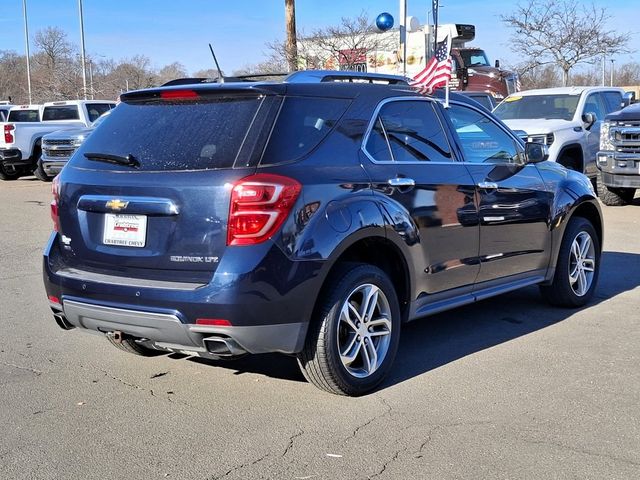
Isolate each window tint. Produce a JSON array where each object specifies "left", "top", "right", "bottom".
[
  {"left": 602, "top": 91, "right": 623, "bottom": 113},
  {"left": 365, "top": 117, "right": 393, "bottom": 161},
  {"left": 86, "top": 103, "right": 114, "bottom": 123},
  {"left": 261, "top": 97, "right": 350, "bottom": 165},
  {"left": 8, "top": 109, "right": 40, "bottom": 122},
  {"left": 448, "top": 103, "right": 521, "bottom": 164},
  {"left": 42, "top": 106, "right": 80, "bottom": 121},
  {"left": 0, "top": 109, "right": 7, "bottom": 122},
  {"left": 366, "top": 100, "right": 452, "bottom": 162},
  {"left": 71, "top": 96, "right": 263, "bottom": 171},
  {"left": 583, "top": 93, "right": 607, "bottom": 120}
]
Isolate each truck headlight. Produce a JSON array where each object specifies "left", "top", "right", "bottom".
[
  {"left": 600, "top": 122, "right": 614, "bottom": 151},
  {"left": 528, "top": 133, "right": 554, "bottom": 145}
]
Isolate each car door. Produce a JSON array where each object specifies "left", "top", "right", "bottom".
[
  {"left": 441, "top": 100, "right": 553, "bottom": 286},
  {"left": 582, "top": 92, "right": 610, "bottom": 176},
  {"left": 362, "top": 97, "right": 480, "bottom": 297}
]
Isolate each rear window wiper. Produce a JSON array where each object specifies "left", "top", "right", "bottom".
[{"left": 84, "top": 152, "right": 140, "bottom": 168}]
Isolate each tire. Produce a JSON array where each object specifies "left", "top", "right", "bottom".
[
  {"left": 540, "top": 217, "right": 600, "bottom": 308},
  {"left": 297, "top": 263, "right": 401, "bottom": 396},
  {"left": 597, "top": 171, "right": 636, "bottom": 206},
  {"left": 0, "top": 165, "right": 20, "bottom": 181},
  {"left": 106, "top": 334, "right": 163, "bottom": 357},
  {"left": 33, "top": 159, "right": 52, "bottom": 182}
]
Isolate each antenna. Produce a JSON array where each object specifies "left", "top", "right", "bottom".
[{"left": 208, "top": 43, "right": 224, "bottom": 81}]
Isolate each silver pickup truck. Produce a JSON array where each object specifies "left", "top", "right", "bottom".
[{"left": 0, "top": 100, "right": 115, "bottom": 181}]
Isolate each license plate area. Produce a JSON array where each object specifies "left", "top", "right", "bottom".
[{"left": 103, "top": 214, "right": 147, "bottom": 248}]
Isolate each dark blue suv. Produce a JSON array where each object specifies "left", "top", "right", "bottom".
[{"left": 43, "top": 71, "right": 603, "bottom": 395}]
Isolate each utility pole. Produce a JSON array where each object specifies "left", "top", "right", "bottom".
[
  {"left": 78, "top": 0, "right": 88, "bottom": 100},
  {"left": 22, "top": 0, "right": 32, "bottom": 104},
  {"left": 601, "top": 55, "right": 605, "bottom": 86},
  {"left": 284, "top": 0, "right": 298, "bottom": 72},
  {"left": 610, "top": 59, "right": 615, "bottom": 87},
  {"left": 399, "top": 0, "right": 407, "bottom": 75}
]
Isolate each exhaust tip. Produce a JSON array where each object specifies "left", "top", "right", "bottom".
[
  {"left": 53, "top": 312, "right": 75, "bottom": 330},
  {"left": 203, "top": 336, "right": 246, "bottom": 357}
]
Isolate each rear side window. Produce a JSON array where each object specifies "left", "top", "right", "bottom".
[
  {"left": 71, "top": 95, "right": 263, "bottom": 171},
  {"left": 261, "top": 97, "right": 350, "bottom": 165},
  {"left": 86, "top": 103, "right": 114, "bottom": 123},
  {"left": 43, "top": 106, "right": 80, "bottom": 121},
  {"left": 8, "top": 109, "right": 40, "bottom": 122},
  {"left": 365, "top": 100, "right": 453, "bottom": 162}
]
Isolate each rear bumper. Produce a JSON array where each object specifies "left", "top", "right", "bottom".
[
  {"left": 0, "top": 148, "right": 30, "bottom": 167},
  {"left": 43, "top": 232, "right": 321, "bottom": 355},
  {"left": 61, "top": 298, "right": 306, "bottom": 355}
]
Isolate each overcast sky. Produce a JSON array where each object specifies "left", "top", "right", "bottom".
[{"left": 0, "top": 0, "right": 638, "bottom": 74}]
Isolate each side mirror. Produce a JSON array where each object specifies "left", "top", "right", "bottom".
[
  {"left": 494, "top": 59, "right": 500, "bottom": 68},
  {"left": 582, "top": 112, "right": 596, "bottom": 130},
  {"left": 525, "top": 142, "right": 549, "bottom": 164},
  {"left": 622, "top": 92, "right": 635, "bottom": 108}
]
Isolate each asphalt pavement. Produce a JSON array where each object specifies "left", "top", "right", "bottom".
[{"left": 1, "top": 177, "right": 639, "bottom": 479}]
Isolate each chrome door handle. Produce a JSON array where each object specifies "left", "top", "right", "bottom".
[
  {"left": 477, "top": 181, "right": 499, "bottom": 190},
  {"left": 388, "top": 177, "right": 415, "bottom": 187}
]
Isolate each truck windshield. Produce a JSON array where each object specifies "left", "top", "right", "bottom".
[
  {"left": 460, "top": 49, "right": 490, "bottom": 67},
  {"left": 494, "top": 95, "right": 580, "bottom": 121}
]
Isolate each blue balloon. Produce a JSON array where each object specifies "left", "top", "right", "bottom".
[{"left": 375, "top": 12, "right": 394, "bottom": 32}]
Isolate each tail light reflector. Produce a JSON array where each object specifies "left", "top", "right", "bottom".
[
  {"left": 48, "top": 295, "right": 61, "bottom": 306},
  {"left": 4, "top": 124, "right": 15, "bottom": 143},
  {"left": 196, "top": 318, "right": 232, "bottom": 326},
  {"left": 227, "top": 174, "right": 301, "bottom": 246},
  {"left": 51, "top": 176, "right": 60, "bottom": 231}
]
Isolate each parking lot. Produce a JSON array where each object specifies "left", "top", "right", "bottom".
[{"left": 1, "top": 177, "right": 639, "bottom": 479}]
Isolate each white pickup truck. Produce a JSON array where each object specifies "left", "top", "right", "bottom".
[
  {"left": 0, "top": 100, "right": 116, "bottom": 180},
  {"left": 493, "top": 86, "right": 631, "bottom": 185}
]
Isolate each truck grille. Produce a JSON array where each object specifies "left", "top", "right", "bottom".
[
  {"left": 611, "top": 123, "right": 640, "bottom": 153},
  {"left": 44, "top": 148, "right": 76, "bottom": 158},
  {"left": 43, "top": 139, "right": 75, "bottom": 147}
]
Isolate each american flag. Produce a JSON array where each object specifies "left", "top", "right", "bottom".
[{"left": 411, "top": 36, "right": 452, "bottom": 94}]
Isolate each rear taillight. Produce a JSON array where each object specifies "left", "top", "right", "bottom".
[
  {"left": 160, "top": 89, "right": 199, "bottom": 100},
  {"left": 4, "top": 124, "right": 14, "bottom": 143},
  {"left": 227, "top": 174, "right": 302, "bottom": 246},
  {"left": 51, "top": 176, "right": 60, "bottom": 232}
]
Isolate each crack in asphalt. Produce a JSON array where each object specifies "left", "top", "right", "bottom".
[
  {"left": 341, "top": 396, "right": 393, "bottom": 446},
  {"left": 518, "top": 436, "right": 640, "bottom": 468},
  {"left": 1, "top": 362, "right": 42, "bottom": 376},
  {"left": 207, "top": 429, "right": 304, "bottom": 480},
  {"left": 96, "top": 368, "right": 190, "bottom": 407}
]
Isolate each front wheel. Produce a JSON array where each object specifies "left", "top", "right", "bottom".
[
  {"left": 33, "top": 159, "right": 52, "bottom": 182},
  {"left": 540, "top": 217, "right": 600, "bottom": 307},
  {"left": 297, "top": 263, "right": 401, "bottom": 396}
]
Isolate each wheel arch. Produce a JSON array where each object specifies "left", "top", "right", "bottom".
[{"left": 557, "top": 143, "right": 585, "bottom": 173}]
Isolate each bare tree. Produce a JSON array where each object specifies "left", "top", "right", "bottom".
[
  {"left": 300, "top": 13, "right": 394, "bottom": 71},
  {"left": 157, "top": 62, "right": 187, "bottom": 85},
  {"left": 34, "top": 27, "right": 73, "bottom": 70},
  {"left": 502, "top": 0, "right": 630, "bottom": 86}
]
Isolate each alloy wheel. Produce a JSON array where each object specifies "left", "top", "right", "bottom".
[
  {"left": 568, "top": 231, "right": 596, "bottom": 297},
  {"left": 337, "top": 283, "right": 392, "bottom": 378}
]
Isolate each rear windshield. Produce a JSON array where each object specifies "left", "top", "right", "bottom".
[
  {"left": 71, "top": 96, "right": 263, "bottom": 171},
  {"left": 43, "top": 105, "right": 80, "bottom": 121},
  {"left": 8, "top": 109, "right": 40, "bottom": 122}
]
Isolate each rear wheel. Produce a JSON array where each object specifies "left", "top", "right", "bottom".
[
  {"left": 297, "top": 263, "right": 401, "bottom": 396},
  {"left": 106, "top": 334, "right": 163, "bottom": 357},
  {"left": 540, "top": 217, "right": 600, "bottom": 307},
  {"left": 33, "top": 159, "right": 52, "bottom": 182},
  {"left": 0, "top": 165, "right": 20, "bottom": 181},
  {"left": 597, "top": 171, "right": 636, "bottom": 206}
]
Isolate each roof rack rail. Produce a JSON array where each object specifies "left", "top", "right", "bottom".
[{"left": 285, "top": 70, "right": 409, "bottom": 85}]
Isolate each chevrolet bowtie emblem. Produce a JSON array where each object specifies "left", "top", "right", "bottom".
[{"left": 105, "top": 199, "right": 128, "bottom": 211}]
